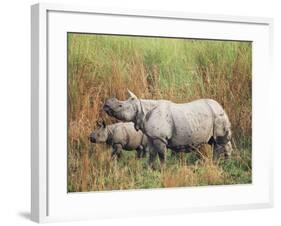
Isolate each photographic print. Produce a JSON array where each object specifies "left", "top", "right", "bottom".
[{"left": 67, "top": 33, "right": 252, "bottom": 192}]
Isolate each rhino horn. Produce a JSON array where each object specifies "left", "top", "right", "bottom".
[{"left": 127, "top": 89, "right": 138, "bottom": 100}]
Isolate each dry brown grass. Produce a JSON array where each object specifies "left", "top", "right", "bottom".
[{"left": 67, "top": 34, "right": 252, "bottom": 192}]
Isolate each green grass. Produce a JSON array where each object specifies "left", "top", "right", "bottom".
[
  {"left": 68, "top": 145, "right": 251, "bottom": 192},
  {"left": 67, "top": 33, "right": 252, "bottom": 192}
]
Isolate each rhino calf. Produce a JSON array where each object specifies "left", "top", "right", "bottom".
[{"left": 89, "top": 120, "right": 148, "bottom": 159}]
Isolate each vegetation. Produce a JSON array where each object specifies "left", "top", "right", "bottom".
[{"left": 67, "top": 33, "right": 252, "bottom": 192}]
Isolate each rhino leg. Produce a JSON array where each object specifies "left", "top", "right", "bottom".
[
  {"left": 212, "top": 133, "right": 233, "bottom": 161},
  {"left": 213, "top": 143, "right": 224, "bottom": 161},
  {"left": 151, "top": 139, "right": 167, "bottom": 168},
  {"left": 158, "top": 151, "right": 166, "bottom": 167},
  {"left": 112, "top": 143, "right": 123, "bottom": 160},
  {"left": 170, "top": 150, "right": 178, "bottom": 158},
  {"left": 142, "top": 146, "right": 149, "bottom": 158},
  {"left": 136, "top": 146, "right": 144, "bottom": 159},
  {"left": 213, "top": 142, "right": 233, "bottom": 161},
  {"left": 148, "top": 148, "right": 158, "bottom": 170},
  {"left": 136, "top": 146, "right": 148, "bottom": 159},
  {"left": 224, "top": 141, "right": 233, "bottom": 159}
]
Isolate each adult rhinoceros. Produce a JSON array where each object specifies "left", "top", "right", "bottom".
[{"left": 103, "top": 90, "right": 233, "bottom": 167}]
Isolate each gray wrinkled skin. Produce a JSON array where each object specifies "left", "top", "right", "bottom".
[
  {"left": 103, "top": 90, "right": 163, "bottom": 131},
  {"left": 142, "top": 98, "right": 233, "bottom": 166},
  {"left": 89, "top": 121, "right": 148, "bottom": 159},
  {"left": 103, "top": 90, "right": 233, "bottom": 167}
]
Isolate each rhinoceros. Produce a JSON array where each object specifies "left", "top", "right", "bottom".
[
  {"left": 103, "top": 90, "right": 233, "bottom": 167},
  {"left": 103, "top": 91, "right": 191, "bottom": 155},
  {"left": 89, "top": 120, "right": 148, "bottom": 159}
]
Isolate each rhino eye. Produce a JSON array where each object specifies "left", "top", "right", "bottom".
[{"left": 119, "top": 104, "right": 122, "bottom": 107}]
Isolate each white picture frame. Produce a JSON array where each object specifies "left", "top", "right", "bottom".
[{"left": 31, "top": 3, "right": 274, "bottom": 223}]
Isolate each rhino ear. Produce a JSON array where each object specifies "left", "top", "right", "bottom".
[
  {"left": 127, "top": 89, "right": 138, "bottom": 100},
  {"left": 102, "top": 119, "right": 106, "bottom": 128},
  {"left": 96, "top": 121, "right": 102, "bottom": 128}
]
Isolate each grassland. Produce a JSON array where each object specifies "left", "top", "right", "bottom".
[{"left": 67, "top": 33, "right": 252, "bottom": 192}]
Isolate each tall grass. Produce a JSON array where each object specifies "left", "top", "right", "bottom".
[{"left": 67, "top": 33, "right": 252, "bottom": 192}]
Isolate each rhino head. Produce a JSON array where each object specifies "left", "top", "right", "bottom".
[
  {"left": 89, "top": 120, "right": 109, "bottom": 143},
  {"left": 103, "top": 90, "right": 145, "bottom": 131}
]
